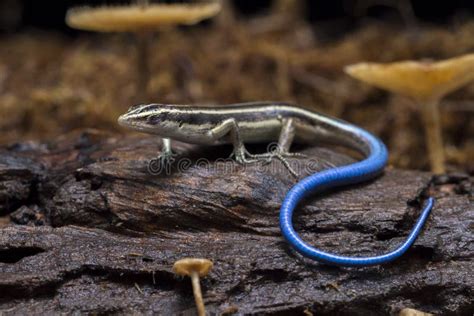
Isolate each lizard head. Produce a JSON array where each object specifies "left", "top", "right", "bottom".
[{"left": 118, "top": 103, "right": 187, "bottom": 136}]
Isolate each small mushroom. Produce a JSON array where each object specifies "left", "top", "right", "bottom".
[
  {"left": 345, "top": 53, "right": 474, "bottom": 174},
  {"left": 173, "top": 258, "right": 213, "bottom": 316},
  {"left": 66, "top": 0, "right": 221, "bottom": 101},
  {"left": 399, "top": 308, "right": 433, "bottom": 316}
]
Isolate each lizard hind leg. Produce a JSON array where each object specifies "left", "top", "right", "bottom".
[
  {"left": 208, "top": 118, "right": 302, "bottom": 177},
  {"left": 249, "top": 118, "right": 304, "bottom": 177},
  {"left": 208, "top": 119, "right": 258, "bottom": 164}
]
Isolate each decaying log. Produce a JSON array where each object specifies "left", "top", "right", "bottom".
[{"left": 0, "top": 130, "right": 472, "bottom": 315}]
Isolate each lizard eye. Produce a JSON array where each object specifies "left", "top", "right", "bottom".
[{"left": 147, "top": 115, "right": 160, "bottom": 125}]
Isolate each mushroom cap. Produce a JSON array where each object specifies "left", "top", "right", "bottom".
[
  {"left": 345, "top": 53, "right": 474, "bottom": 103},
  {"left": 399, "top": 308, "right": 433, "bottom": 316},
  {"left": 66, "top": 2, "right": 221, "bottom": 32},
  {"left": 173, "top": 258, "right": 213, "bottom": 277}
]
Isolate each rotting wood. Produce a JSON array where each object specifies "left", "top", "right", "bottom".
[{"left": 0, "top": 130, "right": 472, "bottom": 315}]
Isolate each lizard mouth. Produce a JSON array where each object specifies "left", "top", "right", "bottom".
[
  {"left": 117, "top": 114, "right": 130, "bottom": 127},
  {"left": 117, "top": 113, "right": 142, "bottom": 129},
  {"left": 117, "top": 113, "right": 159, "bottom": 134}
]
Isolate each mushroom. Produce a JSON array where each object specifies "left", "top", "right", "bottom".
[
  {"left": 66, "top": 0, "right": 221, "bottom": 101},
  {"left": 345, "top": 53, "right": 474, "bottom": 174},
  {"left": 173, "top": 258, "right": 213, "bottom": 316},
  {"left": 399, "top": 308, "right": 433, "bottom": 316}
]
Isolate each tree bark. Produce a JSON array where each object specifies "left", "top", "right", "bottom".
[{"left": 0, "top": 130, "right": 472, "bottom": 315}]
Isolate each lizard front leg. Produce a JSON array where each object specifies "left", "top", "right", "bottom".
[
  {"left": 208, "top": 119, "right": 257, "bottom": 164},
  {"left": 160, "top": 138, "right": 173, "bottom": 162},
  {"left": 148, "top": 138, "right": 175, "bottom": 175}
]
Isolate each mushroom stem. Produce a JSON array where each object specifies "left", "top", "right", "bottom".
[
  {"left": 190, "top": 271, "right": 206, "bottom": 316},
  {"left": 136, "top": 31, "right": 152, "bottom": 101},
  {"left": 420, "top": 99, "right": 445, "bottom": 174}
]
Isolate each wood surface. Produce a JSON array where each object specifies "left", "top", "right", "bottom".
[{"left": 0, "top": 130, "right": 472, "bottom": 315}]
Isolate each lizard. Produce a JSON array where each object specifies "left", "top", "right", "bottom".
[{"left": 118, "top": 101, "right": 434, "bottom": 266}]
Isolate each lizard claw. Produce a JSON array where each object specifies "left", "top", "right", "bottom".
[
  {"left": 230, "top": 146, "right": 301, "bottom": 178},
  {"left": 248, "top": 152, "right": 301, "bottom": 178},
  {"left": 148, "top": 150, "right": 176, "bottom": 175},
  {"left": 231, "top": 147, "right": 258, "bottom": 164}
]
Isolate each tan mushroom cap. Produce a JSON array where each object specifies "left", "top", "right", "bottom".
[
  {"left": 399, "top": 308, "right": 433, "bottom": 316},
  {"left": 66, "top": 2, "right": 221, "bottom": 32},
  {"left": 345, "top": 53, "right": 474, "bottom": 102},
  {"left": 173, "top": 258, "right": 213, "bottom": 277}
]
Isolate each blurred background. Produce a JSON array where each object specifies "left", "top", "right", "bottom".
[
  {"left": 0, "top": 0, "right": 473, "bottom": 172},
  {"left": 1, "top": 1, "right": 474, "bottom": 34}
]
